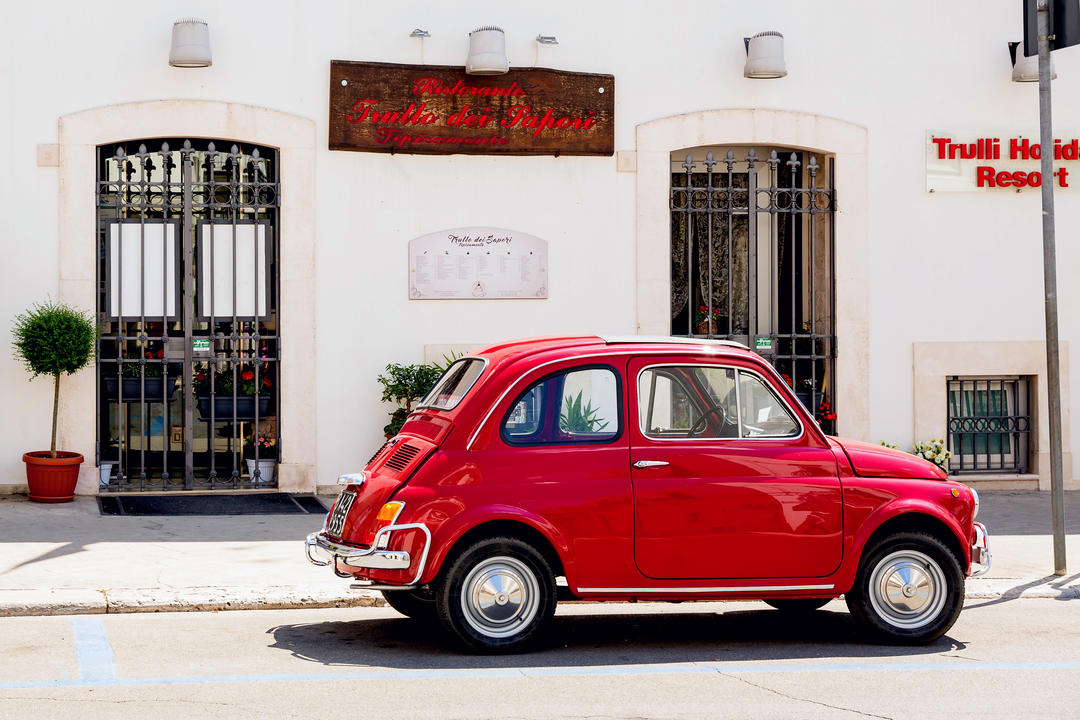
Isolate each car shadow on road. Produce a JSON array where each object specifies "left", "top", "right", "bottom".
[{"left": 266, "top": 605, "right": 963, "bottom": 668}]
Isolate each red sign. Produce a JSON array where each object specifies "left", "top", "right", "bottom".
[
  {"left": 329, "top": 61, "right": 614, "bottom": 156},
  {"left": 931, "top": 135, "right": 1079, "bottom": 188}
]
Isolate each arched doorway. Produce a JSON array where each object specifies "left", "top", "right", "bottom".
[
  {"left": 95, "top": 139, "right": 281, "bottom": 489},
  {"left": 633, "top": 109, "right": 869, "bottom": 439}
]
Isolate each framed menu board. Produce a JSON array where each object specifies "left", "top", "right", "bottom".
[{"left": 409, "top": 227, "right": 548, "bottom": 299}]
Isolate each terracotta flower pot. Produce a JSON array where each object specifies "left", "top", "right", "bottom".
[{"left": 23, "top": 451, "right": 84, "bottom": 503}]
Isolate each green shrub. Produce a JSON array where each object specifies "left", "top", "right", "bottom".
[
  {"left": 377, "top": 362, "right": 444, "bottom": 436},
  {"left": 12, "top": 301, "right": 97, "bottom": 457}
]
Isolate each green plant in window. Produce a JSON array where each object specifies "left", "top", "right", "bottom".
[{"left": 559, "top": 391, "right": 610, "bottom": 434}]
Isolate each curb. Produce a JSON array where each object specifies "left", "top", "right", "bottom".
[
  {"left": 0, "top": 580, "right": 1075, "bottom": 618},
  {"left": 0, "top": 586, "right": 385, "bottom": 618}
]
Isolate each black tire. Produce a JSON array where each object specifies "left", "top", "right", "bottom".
[
  {"left": 435, "top": 536, "right": 557, "bottom": 653},
  {"left": 381, "top": 589, "right": 436, "bottom": 620},
  {"left": 846, "top": 531, "right": 964, "bottom": 644},
  {"left": 765, "top": 598, "right": 831, "bottom": 613}
]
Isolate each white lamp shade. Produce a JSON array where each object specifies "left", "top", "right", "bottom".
[
  {"left": 169, "top": 19, "right": 212, "bottom": 68},
  {"left": 466, "top": 26, "right": 509, "bottom": 75},
  {"left": 1012, "top": 41, "right": 1055, "bottom": 82},
  {"left": 744, "top": 31, "right": 787, "bottom": 79}
]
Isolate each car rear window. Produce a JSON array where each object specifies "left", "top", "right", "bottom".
[
  {"left": 419, "top": 358, "right": 486, "bottom": 410},
  {"left": 501, "top": 366, "right": 621, "bottom": 445}
]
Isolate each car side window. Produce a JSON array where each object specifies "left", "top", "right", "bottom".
[
  {"left": 502, "top": 366, "right": 621, "bottom": 445},
  {"left": 738, "top": 372, "right": 799, "bottom": 438},
  {"left": 638, "top": 364, "right": 798, "bottom": 440},
  {"left": 639, "top": 366, "right": 737, "bottom": 439}
]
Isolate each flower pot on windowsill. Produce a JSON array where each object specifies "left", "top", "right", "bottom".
[
  {"left": 695, "top": 321, "right": 712, "bottom": 336},
  {"left": 196, "top": 395, "right": 272, "bottom": 422},
  {"left": 23, "top": 451, "right": 84, "bottom": 503},
  {"left": 245, "top": 458, "right": 276, "bottom": 484},
  {"left": 103, "top": 376, "right": 175, "bottom": 403},
  {"left": 99, "top": 462, "right": 114, "bottom": 487}
]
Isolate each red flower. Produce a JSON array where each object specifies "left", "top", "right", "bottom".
[
  {"left": 242, "top": 370, "right": 255, "bottom": 381},
  {"left": 196, "top": 373, "right": 205, "bottom": 381},
  {"left": 262, "top": 377, "right": 271, "bottom": 387},
  {"left": 156, "top": 349, "right": 165, "bottom": 359}
]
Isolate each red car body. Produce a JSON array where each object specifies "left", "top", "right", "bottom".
[{"left": 306, "top": 336, "right": 990, "bottom": 650}]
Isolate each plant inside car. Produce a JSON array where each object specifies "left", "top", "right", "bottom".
[
  {"left": 558, "top": 391, "right": 609, "bottom": 434},
  {"left": 307, "top": 337, "right": 989, "bottom": 653},
  {"left": 12, "top": 301, "right": 97, "bottom": 502}
]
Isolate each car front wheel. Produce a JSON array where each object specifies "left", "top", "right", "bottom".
[
  {"left": 435, "top": 536, "right": 557, "bottom": 653},
  {"left": 846, "top": 531, "right": 964, "bottom": 644}
]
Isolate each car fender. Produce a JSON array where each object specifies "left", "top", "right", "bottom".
[
  {"left": 851, "top": 497, "right": 971, "bottom": 573},
  {"left": 420, "top": 504, "right": 573, "bottom": 585}
]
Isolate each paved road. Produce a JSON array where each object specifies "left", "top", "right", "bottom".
[{"left": 2, "top": 598, "right": 1078, "bottom": 719}]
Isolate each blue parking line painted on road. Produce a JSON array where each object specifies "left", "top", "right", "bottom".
[
  {"left": 3, "top": 658, "right": 1080, "bottom": 691},
  {"left": 70, "top": 618, "right": 117, "bottom": 683}
]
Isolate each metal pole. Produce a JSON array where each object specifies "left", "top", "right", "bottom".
[{"left": 1037, "top": 0, "right": 1067, "bottom": 575}]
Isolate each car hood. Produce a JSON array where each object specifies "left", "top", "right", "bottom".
[{"left": 832, "top": 437, "right": 947, "bottom": 480}]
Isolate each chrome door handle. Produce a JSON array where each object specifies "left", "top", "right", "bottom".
[{"left": 633, "top": 460, "right": 670, "bottom": 469}]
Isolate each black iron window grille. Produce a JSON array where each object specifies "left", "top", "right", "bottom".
[
  {"left": 95, "top": 139, "right": 281, "bottom": 491},
  {"left": 670, "top": 148, "right": 837, "bottom": 433},
  {"left": 947, "top": 376, "right": 1031, "bottom": 473}
]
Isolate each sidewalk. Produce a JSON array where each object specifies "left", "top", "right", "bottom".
[{"left": 0, "top": 491, "right": 1077, "bottom": 617}]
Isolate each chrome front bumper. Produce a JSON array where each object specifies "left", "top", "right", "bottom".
[
  {"left": 970, "top": 521, "right": 991, "bottom": 576},
  {"left": 305, "top": 522, "right": 431, "bottom": 586}
]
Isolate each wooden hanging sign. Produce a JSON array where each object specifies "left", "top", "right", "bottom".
[{"left": 329, "top": 61, "right": 614, "bottom": 156}]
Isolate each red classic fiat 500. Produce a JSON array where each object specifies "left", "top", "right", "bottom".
[{"left": 306, "top": 336, "right": 990, "bottom": 652}]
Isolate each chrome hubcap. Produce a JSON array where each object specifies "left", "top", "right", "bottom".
[
  {"left": 460, "top": 556, "right": 540, "bottom": 639},
  {"left": 868, "top": 549, "right": 947, "bottom": 629}
]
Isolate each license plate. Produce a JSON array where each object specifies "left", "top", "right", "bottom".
[{"left": 325, "top": 489, "right": 357, "bottom": 537}]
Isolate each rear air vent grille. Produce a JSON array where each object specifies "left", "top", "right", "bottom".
[
  {"left": 366, "top": 439, "right": 393, "bottom": 467},
  {"left": 384, "top": 443, "right": 421, "bottom": 472}
]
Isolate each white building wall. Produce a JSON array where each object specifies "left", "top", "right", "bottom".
[{"left": 1, "top": 0, "right": 1077, "bottom": 488}]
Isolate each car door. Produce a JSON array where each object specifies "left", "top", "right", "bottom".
[{"left": 628, "top": 356, "right": 842, "bottom": 580}]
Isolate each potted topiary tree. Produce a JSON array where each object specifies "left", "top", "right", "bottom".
[
  {"left": 376, "top": 362, "right": 444, "bottom": 438},
  {"left": 12, "top": 301, "right": 97, "bottom": 502}
]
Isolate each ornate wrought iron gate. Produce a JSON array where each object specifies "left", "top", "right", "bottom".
[
  {"left": 671, "top": 148, "right": 837, "bottom": 433},
  {"left": 96, "top": 139, "right": 281, "bottom": 490}
]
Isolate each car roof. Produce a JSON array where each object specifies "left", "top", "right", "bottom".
[{"left": 470, "top": 335, "right": 756, "bottom": 366}]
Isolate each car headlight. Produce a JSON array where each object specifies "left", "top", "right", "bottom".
[{"left": 970, "top": 487, "right": 980, "bottom": 520}]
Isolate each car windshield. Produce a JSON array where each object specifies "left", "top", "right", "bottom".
[{"left": 419, "top": 358, "right": 486, "bottom": 410}]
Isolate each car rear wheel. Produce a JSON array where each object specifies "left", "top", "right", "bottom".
[
  {"left": 381, "top": 589, "right": 436, "bottom": 620},
  {"left": 765, "top": 598, "right": 831, "bottom": 613},
  {"left": 846, "top": 531, "right": 964, "bottom": 644},
  {"left": 435, "top": 536, "right": 557, "bottom": 653}
]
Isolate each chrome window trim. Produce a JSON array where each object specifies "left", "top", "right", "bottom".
[
  {"left": 466, "top": 349, "right": 739, "bottom": 450},
  {"left": 634, "top": 362, "right": 805, "bottom": 443},
  {"left": 575, "top": 583, "right": 835, "bottom": 594},
  {"left": 417, "top": 356, "right": 489, "bottom": 411}
]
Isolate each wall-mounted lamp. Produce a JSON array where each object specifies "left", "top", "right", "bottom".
[
  {"left": 466, "top": 26, "right": 509, "bottom": 75},
  {"left": 409, "top": 29, "right": 430, "bottom": 38},
  {"left": 536, "top": 35, "right": 559, "bottom": 45},
  {"left": 1009, "top": 41, "right": 1056, "bottom": 82},
  {"left": 743, "top": 31, "right": 786, "bottom": 79},
  {"left": 169, "top": 18, "right": 212, "bottom": 68}
]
